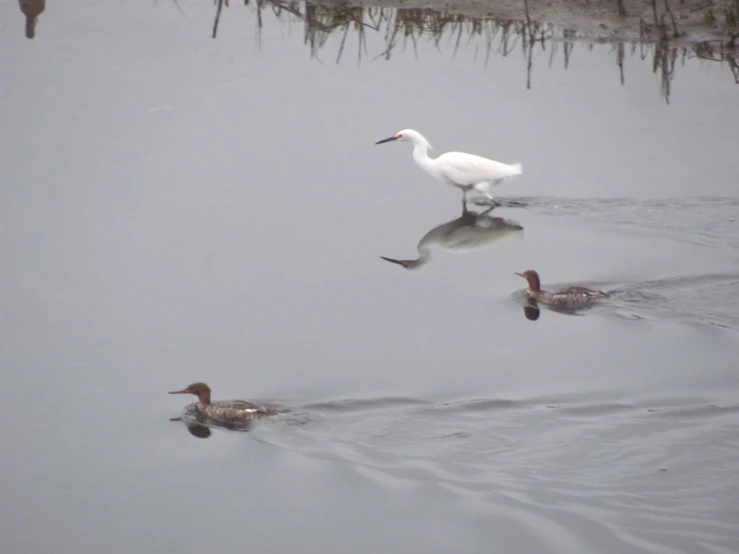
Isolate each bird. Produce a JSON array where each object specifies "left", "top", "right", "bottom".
[
  {"left": 515, "top": 270, "right": 609, "bottom": 309},
  {"left": 380, "top": 205, "right": 524, "bottom": 270},
  {"left": 375, "top": 129, "right": 522, "bottom": 207},
  {"left": 168, "top": 382, "right": 277, "bottom": 426}
]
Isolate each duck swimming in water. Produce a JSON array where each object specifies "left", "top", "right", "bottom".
[
  {"left": 168, "top": 382, "right": 277, "bottom": 425},
  {"left": 515, "top": 269, "right": 608, "bottom": 308}
]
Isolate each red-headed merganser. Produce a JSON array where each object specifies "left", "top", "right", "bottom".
[
  {"left": 515, "top": 269, "right": 608, "bottom": 307},
  {"left": 168, "top": 382, "right": 277, "bottom": 424}
]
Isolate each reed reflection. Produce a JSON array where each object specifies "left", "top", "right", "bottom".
[
  {"left": 211, "top": 0, "right": 738, "bottom": 103},
  {"left": 380, "top": 205, "right": 524, "bottom": 270}
]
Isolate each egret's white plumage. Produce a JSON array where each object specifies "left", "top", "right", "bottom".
[{"left": 375, "top": 129, "right": 522, "bottom": 205}]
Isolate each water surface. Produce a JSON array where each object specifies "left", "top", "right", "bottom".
[{"left": 1, "top": 1, "right": 738, "bottom": 553}]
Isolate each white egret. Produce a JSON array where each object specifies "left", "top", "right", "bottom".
[{"left": 375, "top": 129, "right": 522, "bottom": 206}]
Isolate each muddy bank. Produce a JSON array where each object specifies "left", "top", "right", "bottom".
[
  {"left": 324, "top": 0, "right": 739, "bottom": 44},
  {"left": 216, "top": 0, "right": 738, "bottom": 44},
  {"left": 212, "top": 0, "right": 737, "bottom": 101}
]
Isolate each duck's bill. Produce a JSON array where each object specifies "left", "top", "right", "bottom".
[
  {"left": 514, "top": 272, "right": 525, "bottom": 278},
  {"left": 168, "top": 389, "right": 189, "bottom": 395},
  {"left": 375, "top": 135, "right": 399, "bottom": 145}
]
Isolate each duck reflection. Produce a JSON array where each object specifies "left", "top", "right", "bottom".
[
  {"left": 520, "top": 297, "right": 591, "bottom": 320},
  {"left": 169, "top": 417, "right": 258, "bottom": 439},
  {"left": 380, "top": 205, "right": 524, "bottom": 270},
  {"left": 170, "top": 416, "right": 213, "bottom": 439},
  {"left": 523, "top": 300, "right": 541, "bottom": 321},
  {"left": 18, "top": 0, "right": 45, "bottom": 39},
  {"left": 169, "top": 414, "right": 255, "bottom": 438}
]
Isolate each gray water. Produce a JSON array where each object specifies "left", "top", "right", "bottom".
[{"left": 1, "top": 1, "right": 739, "bottom": 553}]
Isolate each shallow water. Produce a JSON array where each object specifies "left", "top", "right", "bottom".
[{"left": 1, "top": 1, "right": 739, "bottom": 553}]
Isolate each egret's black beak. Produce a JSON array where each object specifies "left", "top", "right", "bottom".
[{"left": 375, "top": 135, "right": 399, "bottom": 145}]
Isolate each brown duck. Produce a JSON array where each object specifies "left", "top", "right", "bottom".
[
  {"left": 169, "top": 382, "right": 277, "bottom": 425},
  {"left": 515, "top": 269, "right": 608, "bottom": 308}
]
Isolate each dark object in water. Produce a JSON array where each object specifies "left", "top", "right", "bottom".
[{"left": 18, "top": 0, "right": 45, "bottom": 39}]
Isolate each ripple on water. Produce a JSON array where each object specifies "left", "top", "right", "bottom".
[
  {"left": 504, "top": 196, "right": 739, "bottom": 250},
  {"left": 248, "top": 392, "right": 739, "bottom": 553}
]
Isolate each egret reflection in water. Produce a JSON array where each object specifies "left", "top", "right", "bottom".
[{"left": 380, "top": 205, "right": 524, "bottom": 270}]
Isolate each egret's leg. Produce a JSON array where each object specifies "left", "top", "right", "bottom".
[
  {"left": 462, "top": 190, "right": 468, "bottom": 213},
  {"left": 473, "top": 182, "right": 498, "bottom": 207},
  {"left": 480, "top": 191, "right": 503, "bottom": 208}
]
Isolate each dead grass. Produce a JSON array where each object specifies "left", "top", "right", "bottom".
[{"left": 209, "top": 0, "right": 739, "bottom": 103}]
